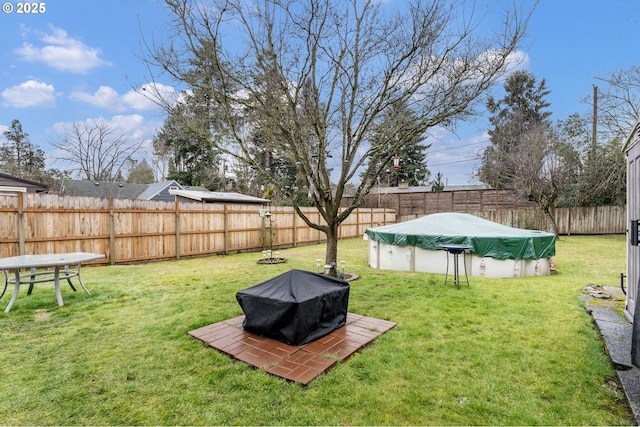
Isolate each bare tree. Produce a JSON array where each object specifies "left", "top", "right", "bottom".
[
  {"left": 50, "top": 120, "right": 145, "bottom": 182},
  {"left": 559, "top": 113, "right": 626, "bottom": 208},
  {"left": 144, "top": 0, "right": 533, "bottom": 271},
  {"left": 595, "top": 65, "right": 640, "bottom": 140},
  {"left": 508, "top": 124, "right": 580, "bottom": 235}
]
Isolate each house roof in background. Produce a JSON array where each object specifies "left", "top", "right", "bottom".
[
  {"left": 136, "top": 180, "right": 183, "bottom": 200},
  {"left": 61, "top": 180, "right": 149, "bottom": 199},
  {"left": 60, "top": 179, "right": 270, "bottom": 204},
  {"left": 0, "top": 171, "right": 48, "bottom": 193},
  {"left": 169, "top": 189, "right": 271, "bottom": 204}
]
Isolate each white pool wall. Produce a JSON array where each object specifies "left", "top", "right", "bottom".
[{"left": 368, "top": 239, "right": 550, "bottom": 278}]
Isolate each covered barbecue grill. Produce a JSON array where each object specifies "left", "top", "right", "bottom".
[{"left": 236, "top": 269, "right": 350, "bottom": 346}]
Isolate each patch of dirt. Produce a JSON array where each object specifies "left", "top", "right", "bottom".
[
  {"left": 316, "top": 272, "right": 359, "bottom": 281},
  {"left": 34, "top": 311, "right": 53, "bottom": 321},
  {"left": 257, "top": 257, "right": 287, "bottom": 265}
]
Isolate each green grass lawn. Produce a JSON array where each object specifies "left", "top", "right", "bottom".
[{"left": 0, "top": 235, "right": 634, "bottom": 425}]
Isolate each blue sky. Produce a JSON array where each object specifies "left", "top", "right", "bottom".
[{"left": 0, "top": 0, "right": 639, "bottom": 185}]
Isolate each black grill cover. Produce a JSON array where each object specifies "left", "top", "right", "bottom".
[{"left": 236, "top": 269, "right": 350, "bottom": 346}]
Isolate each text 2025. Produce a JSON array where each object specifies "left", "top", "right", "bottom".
[{"left": 16, "top": 2, "right": 46, "bottom": 13}]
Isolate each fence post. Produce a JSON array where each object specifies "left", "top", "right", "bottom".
[
  {"left": 17, "top": 192, "right": 25, "bottom": 255},
  {"left": 175, "top": 200, "right": 181, "bottom": 260},
  {"left": 109, "top": 198, "right": 116, "bottom": 265},
  {"left": 370, "top": 208, "right": 373, "bottom": 229},
  {"left": 224, "top": 203, "right": 229, "bottom": 255},
  {"left": 292, "top": 210, "right": 297, "bottom": 247}
]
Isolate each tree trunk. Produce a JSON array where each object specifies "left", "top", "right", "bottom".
[
  {"left": 544, "top": 206, "right": 558, "bottom": 237},
  {"left": 324, "top": 224, "right": 339, "bottom": 276}
]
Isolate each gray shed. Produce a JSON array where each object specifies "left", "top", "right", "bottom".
[{"left": 625, "top": 119, "right": 640, "bottom": 322}]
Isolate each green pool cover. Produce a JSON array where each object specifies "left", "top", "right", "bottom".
[{"left": 365, "top": 212, "right": 556, "bottom": 260}]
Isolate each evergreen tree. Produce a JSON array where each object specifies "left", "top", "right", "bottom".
[
  {"left": 478, "top": 71, "right": 552, "bottom": 189},
  {"left": 431, "top": 172, "right": 445, "bottom": 191},
  {"left": 153, "top": 100, "right": 224, "bottom": 189},
  {"left": 0, "top": 119, "right": 46, "bottom": 182},
  {"left": 477, "top": 71, "right": 585, "bottom": 235},
  {"left": 127, "top": 159, "right": 156, "bottom": 184},
  {"left": 363, "top": 101, "right": 431, "bottom": 187},
  {"left": 0, "top": 119, "right": 71, "bottom": 192},
  {"left": 240, "top": 77, "right": 317, "bottom": 204}
]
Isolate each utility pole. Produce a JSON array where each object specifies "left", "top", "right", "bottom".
[{"left": 592, "top": 85, "right": 598, "bottom": 146}]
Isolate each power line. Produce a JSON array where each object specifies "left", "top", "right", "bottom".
[
  {"left": 428, "top": 140, "right": 489, "bottom": 154},
  {"left": 429, "top": 157, "right": 479, "bottom": 167}
]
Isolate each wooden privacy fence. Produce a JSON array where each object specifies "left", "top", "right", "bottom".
[
  {"left": 473, "top": 205, "right": 626, "bottom": 235},
  {"left": 344, "top": 188, "right": 539, "bottom": 218},
  {"left": 401, "top": 205, "right": 627, "bottom": 235},
  {"left": 0, "top": 193, "right": 624, "bottom": 265},
  {"left": 356, "top": 187, "right": 626, "bottom": 234},
  {"left": 0, "top": 193, "right": 395, "bottom": 264}
]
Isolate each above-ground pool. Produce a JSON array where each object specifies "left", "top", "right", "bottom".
[{"left": 364, "top": 212, "right": 556, "bottom": 278}]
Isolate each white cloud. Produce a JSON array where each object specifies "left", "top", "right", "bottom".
[
  {"left": 70, "top": 86, "right": 123, "bottom": 111},
  {"left": 15, "top": 25, "right": 109, "bottom": 74},
  {"left": 109, "top": 114, "right": 149, "bottom": 141},
  {"left": 121, "top": 89, "right": 153, "bottom": 111},
  {"left": 449, "top": 48, "right": 531, "bottom": 87},
  {"left": 124, "top": 83, "right": 178, "bottom": 110},
  {"left": 2, "top": 80, "right": 58, "bottom": 108},
  {"left": 492, "top": 49, "right": 530, "bottom": 80},
  {"left": 70, "top": 83, "right": 177, "bottom": 112}
]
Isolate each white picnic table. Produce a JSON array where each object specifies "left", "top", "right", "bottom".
[{"left": 0, "top": 252, "right": 106, "bottom": 312}]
